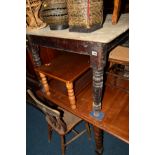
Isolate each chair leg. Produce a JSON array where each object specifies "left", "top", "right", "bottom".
[
  {"left": 60, "top": 135, "right": 65, "bottom": 155},
  {"left": 112, "top": 0, "right": 121, "bottom": 24},
  {"left": 85, "top": 123, "right": 91, "bottom": 140},
  {"left": 108, "top": 63, "right": 118, "bottom": 87},
  {"left": 47, "top": 124, "right": 52, "bottom": 142}
]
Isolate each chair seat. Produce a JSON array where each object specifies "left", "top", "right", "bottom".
[
  {"left": 109, "top": 46, "right": 129, "bottom": 65},
  {"left": 107, "top": 46, "right": 129, "bottom": 91},
  {"left": 46, "top": 107, "right": 82, "bottom": 135},
  {"left": 59, "top": 108, "right": 82, "bottom": 132}
]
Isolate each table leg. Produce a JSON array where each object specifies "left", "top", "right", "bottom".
[
  {"left": 92, "top": 68, "right": 104, "bottom": 115},
  {"left": 39, "top": 72, "right": 51, "bottom": 96},
  {"left": 66, "top": 82, "right": 76, "bottom": 109},
  {"left": 27, "top": 36, "right": 46, "bottom": 93},
  {"left": 90, "top": 45, "right": 107, "bottom": 120},
  {"left": 93, "top": 126, "right": 103, "bottom": 155},
  {"left": 27, "top": 36, "right": 42, "bottom": 67}
]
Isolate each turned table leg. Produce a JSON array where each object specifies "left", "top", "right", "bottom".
[
  {"left": 27, "top": 36, "right": 41, "bottom": 67},
  {"left": 93, "top": 126, "right": 104, "bottom": 155},
  {"left": 66, "top": 82, "right": 76, "bottom": 109},
  {"left": 89, "top": 45, "right": 107, "bottom": 154},
  {"left": 90, "top": 45, "right": 107, "bottom": 120},
  {"left": 39, "top": 72, "right": 51, "bottom": 96},
  {"left": 27, "top": 36, "right": 51, "bottom": 96},
  {"left": 92, "top": 68, "right": 104, "bottom": 117}
]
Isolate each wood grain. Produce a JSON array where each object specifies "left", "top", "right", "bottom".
[
  {"left": 35, "top": 52, "right": 90, "bottom": 82},
  {"left": 36, "top": 76, "right": 129, "bottom": 143}
]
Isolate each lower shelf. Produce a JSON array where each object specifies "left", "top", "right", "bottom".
[{"left": 36, "top": 77, "right": 129, "bottom": 143}]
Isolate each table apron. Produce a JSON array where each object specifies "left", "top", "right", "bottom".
[{"left": 28, "top": 35, "right": 106, "bottom": 56}]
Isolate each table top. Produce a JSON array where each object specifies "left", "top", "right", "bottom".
[
  {"left": 35, "top": 52, "right": 90, "bottom": 82},
  {"left": 37, "top": 76, "right": 129, "bottom": 143},
  {"left": 27, "top": 13, "right": 129, "bottom": 44}
]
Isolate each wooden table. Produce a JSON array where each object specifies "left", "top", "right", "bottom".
[{"left": 27, "top": 13, "right": 129, "bottom": 154}]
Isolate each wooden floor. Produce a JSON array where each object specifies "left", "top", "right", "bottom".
[{"left": 36, "top": 75, "right": 129, "bottom": 143}]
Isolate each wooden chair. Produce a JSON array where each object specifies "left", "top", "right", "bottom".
[
  {"left": 27, "top": 89, "right": 91, "bottom": 155},
  {"left": 109, "top": 45, "right": 129, "bottom": 66},
  {"left": 107, "top": 46, "right": 129, "bottom": 90}
]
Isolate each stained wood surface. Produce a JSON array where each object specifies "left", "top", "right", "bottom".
[
  {"left": 35, "top": 52, "right": 90, "bottom": 82},
  {"left": 36, "top": 76, "right": 129, "bottom": 143},
  {"left": 48, "top": 69, "right": 92, "bottom": 96}
]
